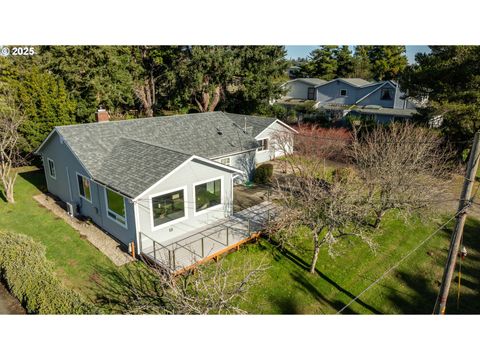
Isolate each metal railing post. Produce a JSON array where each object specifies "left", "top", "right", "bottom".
[
  {"left": 153, "top": 241, "right": 157, "bottom": 263},
  {"left": 201, "top": 237, "right": 204, "bottom": 258},
  {"left": 248, "top": 219, "right": 251, "bottom": 235},
  {"left": 172, "top": 250, "right": 176, "bottom": 270},
  {"left": 226, "top": 227, "right": 229, "bottom": 246}
]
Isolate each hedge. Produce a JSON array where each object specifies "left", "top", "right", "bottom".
[
  {"left": 253, "top": 164, "right": 274, "bottom": 184},
  {"left": 0, "top": 231, "right": 95, "bottom": 314}
]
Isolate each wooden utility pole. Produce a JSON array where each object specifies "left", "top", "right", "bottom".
[{"left": 435, "top": 131, "right": 480, "bottom": 314}]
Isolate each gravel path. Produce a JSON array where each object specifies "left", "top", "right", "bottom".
[
  {"left": 0, "top": 283, "right": 25, "bottom": 315},
  {"left": 34, "top": 194, "right": 134, "bottom": 266}
]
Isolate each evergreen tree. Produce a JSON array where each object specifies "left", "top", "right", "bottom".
[
  {"left": 301, "top": 46, "right": 338, "bottom": 80},
  {"left": 352, "top": 45, "right": 373, "bottom": 80},
  {"left": 400, "top": 46, "right": 480, "bottom": 159},
  {"left": 335, "top": 46, "right": 355, "bottom": 78},
  {"left": 367, "top": 46, "right": 408, "bottom": 80}
]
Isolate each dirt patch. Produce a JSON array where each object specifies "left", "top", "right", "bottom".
[
  {"left": 33, "top": 193, "right": 134, "bottom": 266},
  {"left": 0, "top": 282, "right": 25, "bottom": 315}
]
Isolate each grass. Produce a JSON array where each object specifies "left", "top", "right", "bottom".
[
  {"left": 217, "top": 212, "right": 480, "bottom": 314},
  {"left": 0, "top": 167, "right": 146, "bottom": 303}
]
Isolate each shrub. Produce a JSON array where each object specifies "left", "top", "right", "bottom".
[
  {"left": 254, "top": 164, "right": 274, "bottom": 184},
  {"left": 0, "top": 231, "right": 95, "bottom": 314}
]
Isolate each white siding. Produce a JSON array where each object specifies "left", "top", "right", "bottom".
[
  {"left": 255, "top": 121, "right": 294, "bottom": 164},
  {"left": 136, "top": 159, "right": 234, "bottom": 246}
]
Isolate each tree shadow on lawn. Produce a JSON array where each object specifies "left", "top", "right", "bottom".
[
  {"left": 18, "top": 169, "right": 47, "bottom": 193},
  {"left": 274, "top": 245, "right": 381, "bottom": 314},
  {"left": 386, "top": 217, "right": 480, "bottom": 314}
]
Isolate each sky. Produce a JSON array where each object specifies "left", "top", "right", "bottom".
[{"left": 285, "top": 45, "right": 431, "bottom": 64}]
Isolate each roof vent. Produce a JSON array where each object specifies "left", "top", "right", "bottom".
[{"left": 216, "top": 127, "right": 223, "bottom": 135}]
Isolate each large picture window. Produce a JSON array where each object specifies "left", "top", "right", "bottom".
[
  {"left": 307, "top": 87, "right": 315, "bottom": 100},
  {"left": 77, "top": 174, "right": 91, "bottom": 202},
  {"left": 195, "top": 179, "right": 221, "bottom": 213},
  {"left": 151, "top": 189, "right": 185, "bottom": 227},
  {"left": 380, "top": 88, "right": 393, "bottom": 100},
  {"left": 258, "top": 138, "right": 268, "bottom": 151},
  {"left": 105, "top": 188, "right": 126, "bottom": 227}
]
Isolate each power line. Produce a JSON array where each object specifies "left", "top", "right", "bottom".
[{"left": 336, "top": 204, "right": 470, "bottom": 314}]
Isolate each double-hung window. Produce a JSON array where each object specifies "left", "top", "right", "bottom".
[
  {"left": 307, "top": 87, "right": 315, "bottom": 100},
  {"left": 105, "top": 188, "right": 127, "bottom": 227},
  {"left": 77, "top": 174, "right": 91, "bottom": 202},
  {"left": 47, "top": 158, "right": 56, "bottom": 179},
  {"left": 195, "top": 178, "right": 222, "bottom": 213}
]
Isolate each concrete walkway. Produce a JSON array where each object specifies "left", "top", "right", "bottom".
[{"left": 34, "top": 194, "right": 134, "bottom": 266}]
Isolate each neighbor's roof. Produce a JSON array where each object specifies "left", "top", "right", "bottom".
[
  {"left": 350, "top": 107, "right": 418, "bottom": 117},
  {"left": 224, "top": 113, "right": 277, "bottom": 137},
  {"left": 292, "top": 78, "right": 328, "bottom": 86},
  {"left": 334, "top": 78, "right": 373, "bottom": 87},
  {"left": 48, "top": 112, "right": 263, "bottom": 198}
]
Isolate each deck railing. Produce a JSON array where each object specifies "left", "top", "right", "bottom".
[{"left": 139, "top": 202, "right": 276, "bottom": 273}]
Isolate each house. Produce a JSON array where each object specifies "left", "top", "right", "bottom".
[
  {"left": 35, "top": 111, "right": 296, "bottom": 257},
  {"left": 279, "top": 77, "right": 419, "bottom": 123}
]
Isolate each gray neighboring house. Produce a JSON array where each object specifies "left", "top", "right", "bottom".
[
  {"left": 280, "top": 77, "right": 421, "bottom": 123},
  {"left": 35, "top": 111, "right": 295, "bottom": 254}
]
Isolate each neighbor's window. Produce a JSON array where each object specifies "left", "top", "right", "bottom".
[
  {"left": 381, "top": 88, "right": 393, "bottom": 100},
  {"left": 307, "top": 87, "right": 315, "bottom": 100},
  {"left": 219, "top": 157, "right": 231, "bottom": 166},
  {"left": 105, "top": 188, "right": 126, "bottom": 227},
  {"left": 77, "top": 174, "right": 91, "bottom": 202},
  {"left": 152, "top": 189, "right": 185, "bottom": 227},
  {"left": 195, "top": 179, "right": 221, "bottom": 212},
  {"left": 340, "top": 89, "right": 347, "bottom": 96},
  {"left": 258, "top": 138, "right": 268, "bottom": 151},
  {"left": 47, "top": 158, "right": 56, "bottom": 179}
]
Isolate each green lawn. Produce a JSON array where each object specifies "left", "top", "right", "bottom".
[
  {"left": 0, "top": 167, "right": 145, "bottom": 303},
  {"left": 219, "top": 213, "right": 480, "bottom": 314},
  {"left": 2, "top": 167, "right": 479, "bottom": 314}
]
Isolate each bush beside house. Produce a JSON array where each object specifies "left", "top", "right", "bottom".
[
  {"left": 254, "top": 164, "right": 274, "bottom": 184},
  {"left": 0, "top": 231, "right": 95, "bottom": 314}
]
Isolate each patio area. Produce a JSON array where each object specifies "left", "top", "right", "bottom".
[{"left": 140, "top": 201, "right": 277, "bottom": 273}]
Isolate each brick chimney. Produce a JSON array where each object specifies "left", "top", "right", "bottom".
[{"left": 95, "top": 108, "right": 110, "bottom": 123}]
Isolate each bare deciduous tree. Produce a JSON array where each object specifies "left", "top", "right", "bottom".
[
  {"left": 0, "top": 89, "right": 25, "bottom": 204},
  {"left": 268, "top": 159, "right": 373, "bottom": 274},
  {"left": 95, "top": 257, "right": 268, "bottom": 315},
  {"left": 350, "top": 122, "right": 453, "bottom": 228}
]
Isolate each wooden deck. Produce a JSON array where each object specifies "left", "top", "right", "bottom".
[{"left": 140, "top": 201, "right": 277, "bottom": 274}]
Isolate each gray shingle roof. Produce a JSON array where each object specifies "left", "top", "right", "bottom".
[
  {"left": 351, "top": 107, "right": 417, "bottom": 116},
  {"left": 53, "top": 112, "right": 261, "bottom": 198},
  {"left": 336, "top": 78, "right": 373, "bottom": 87},
  {"left": 94, "top": 138, "right": 191, "bottom": 198},
  {"left": 223, "top": 113, "right": 277, "bottom": 137},
  {"left": 294, "top": 78, "right": 328, "bottom": 86}
]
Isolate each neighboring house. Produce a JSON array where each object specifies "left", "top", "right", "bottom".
[
  {"left": 35, "top": 111, "right": 295, "bottom": 254},
  {"left": 279, "top": 77, "right": 419, "bottom": 123}
]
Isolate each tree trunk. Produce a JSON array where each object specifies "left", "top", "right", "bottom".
[
  {"left": 372, "top": 209, "right": 386, "bottom": 228},
  {"left": 310, "top": 232, "right": 320, "bottom": 274},
  {"left": 207, "top": 86, "right": 222, "bottom": 112}
]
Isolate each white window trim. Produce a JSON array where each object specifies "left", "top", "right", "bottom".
[
  {"left": 150, "top": 186, "right": 188, "bottom": 232},
  {"left": 219, "top": 157, "right": 231, "bottom": 166},
  {"left": 340, "top": 89, "right": 348, "bottom": 97},
  {"left": 257, "top": 138, "right": 269, "bottom": 152},
  {"left": 76, "top": 172, "right": 92, "bottom": 203},
  {"left": 47, "top": 157, "right": 56, "bottom": 180},
  {"left": 104, "top": 186, "right": 128, "bottom": 229},
  {"left": 193, "top": 176, "right": 225, "bottom": 217}
]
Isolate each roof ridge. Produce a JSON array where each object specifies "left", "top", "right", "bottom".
[{"left": 120, "top": 137, "right": 192, "bottom": 157}]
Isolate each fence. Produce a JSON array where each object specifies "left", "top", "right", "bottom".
[{"left": 140, "top": 201, "right": 276, "bottom": 273}]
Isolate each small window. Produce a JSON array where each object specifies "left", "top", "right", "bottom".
[
  {"left": 195, "top": 179, "right": 222, "bottom": 213},
  {"left": 307, "top": 87, "right": 315, "bottom": 100},
  {"left": 219, "top": 157, "right": 231, "bottom": 166},
  {"left": 381, "top": 88, "right": 393, "bottom": 100},
  {"left": 258, "top": 138, "right": 269, "bottom": 151},
  {"left": 151, "top": 189, "right": 185, "bottom": 227},
  {"left": 77, "top": 174, "right": 91, "bottom": 202},
  {"left": 340, "top": 89, "right": 347, "bottom": 96},
  {"left": 47, "top": 158, "right": 56, "bottom": 179},
  {"left": 105, "top": 188, "right": 127, "bottom": 227}
]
